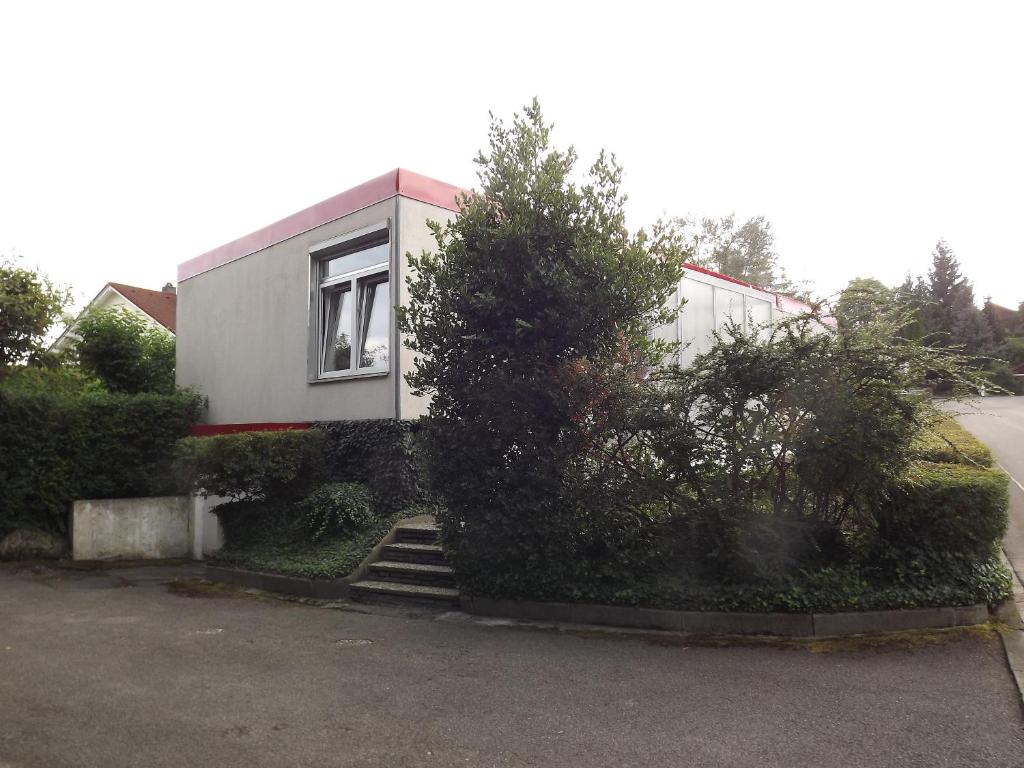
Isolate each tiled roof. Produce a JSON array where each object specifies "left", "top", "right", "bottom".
[{"left": 108, "top": 282, "right": 177, "bottom": 332}]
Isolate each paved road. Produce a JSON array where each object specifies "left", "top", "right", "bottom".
[
  {"left": 0, "top": 563, "right": 1021, "bottom": 768},
  {"left": 953, "top": 397, "right": 1024, "bottom": 585}
]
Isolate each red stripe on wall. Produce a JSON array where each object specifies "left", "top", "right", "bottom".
[{"left": 190, "top": 422, "right": 312, "bottom": 437}]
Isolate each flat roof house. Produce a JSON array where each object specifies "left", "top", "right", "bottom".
[
  {"left": 176, "top": 169, "right": 463, "bottom": 428},
  {"left": 176, "top": 169, "right": 814, "bottom": 431}
]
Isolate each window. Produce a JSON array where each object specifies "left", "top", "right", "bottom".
[{"left": 311, "top": 229, "right": 390, "bottom": 380}]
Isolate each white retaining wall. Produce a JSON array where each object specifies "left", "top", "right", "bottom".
[{"left": 72, "top": 496, "right": 193, "bottom": 560}]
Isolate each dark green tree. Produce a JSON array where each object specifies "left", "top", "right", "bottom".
[
  {"left": 920, "top": 240, "right": 993, "bottom": 354},
  {"left": 398, "top": 100, "right": 686, "bottom": 598},
  {"left": 835, "top": 278, "right": 895, "bottom": 329},
  {"left": 74, "top": 307, "right": 176, "bottom": 393},
  {"left": 981, "top": 298, "right": 1005, "bottom": 343},
  {"left": 893, "top": 274, "right": 930, "bottom": 341},
  {"left": 0, "top": 256, "right": 71, "bottom": 373}
]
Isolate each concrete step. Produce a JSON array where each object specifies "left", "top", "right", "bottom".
[
  {"left": 381, "top": 542, "right": 446, "bottom": 564},
  {"left": 368, "top": 560, "right": 455, "bottom": 586},
  {"left": 349, "top": 579, "right": 459, "bottom": 605},
  {"left": 395, "top": 521, "right": 440, "bottom": 545}
]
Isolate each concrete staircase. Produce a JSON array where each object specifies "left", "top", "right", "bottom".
[{"left": 349, "top": 520, "right": 459, "bottom": 606}]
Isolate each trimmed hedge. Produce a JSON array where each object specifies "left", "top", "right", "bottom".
[
  {"left": 876, "top": 461, "right": 1009, "bottom": 561},
  {"left": 911, "top": 417, "right": 993, "bottom": 467},
  {"left": 175, "top": 421, "right": 422, "bottom": 513},
  {"left": 0, "top": 390, "right": 204, "bottom": 536},
  {"left": 315, "top": 420, "right": 424, "bottom": 514},
  {"left": 185, "top": 421, "right": 424, "bottom": 580},
  {"left": 174, "top": 430, "right": 326, "bottom": 501}
]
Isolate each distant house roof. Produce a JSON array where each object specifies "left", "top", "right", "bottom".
[
  {"left": 49, "top": 281, "right": 177, "bottom": 354},
  {"left": 108, "top": 282, "right": 177, "bottom": 332},
  {"left": 989, "top": 302, "right": 1019, "bottom": 329}
]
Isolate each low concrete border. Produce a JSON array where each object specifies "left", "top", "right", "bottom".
[
  {"left": 203, "top": 513, "right": 435, "bottom": 599},
  {"left": 205, "top": 565, "right": 351, "bottom": 598},
  {"left": 997, "top": 551, "right": 1024, "bottom": 708},
  {"left": 459, "top": 596, "right": 990, "bottom": 638}
]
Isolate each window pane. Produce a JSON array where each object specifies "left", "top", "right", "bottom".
[
  {"left": 322, "top": 285, "right": 352, "bottom": 373},
  {"left": 680, "top": 278, "right": 715, "bottom": 366},
  {"left": 323, "top": 241, "right": 389, "bottom": 278},
  {"left": 747, "top": 297, "right": 772, "bottom": 338},
  {"left": 357, "top": 276, "right": 389, "bottom": 370},
  {"left": 715, "top": 288, "right": 743, "bottom": 331}
]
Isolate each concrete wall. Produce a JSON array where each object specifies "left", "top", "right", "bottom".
[
  {"left": 72, "top": 497, "right": 192, "bottom": 561},
  {"left": 191, "top": 495, "right": 225, "bottom": 557}
]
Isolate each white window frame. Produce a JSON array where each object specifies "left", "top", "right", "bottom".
[{"left": 308, "top": 221, "right": 392, "bottom": 382}]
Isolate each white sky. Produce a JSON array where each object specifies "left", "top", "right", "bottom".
[{"left": 2, "top": 1, "right": 1022, "bottom": 313}]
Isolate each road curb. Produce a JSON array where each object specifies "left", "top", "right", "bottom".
[
  {"left": 998, "top": 550, "right": 1024, "bottom": 709},
  {"left": 459, "top": 595, "right": 991, "bottom": 638}
]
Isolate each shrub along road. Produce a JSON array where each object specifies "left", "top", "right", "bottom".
[
  {"left": 0, "top": 563, "right": 1021, "bottom": 768},
  {"left": 954, "top": 397, "right": 1024, "bottom": 586}
]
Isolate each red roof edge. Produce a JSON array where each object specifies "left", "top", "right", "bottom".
[
  {"left": 177, "top": 169, "right": 467, "bottom": 283},
  {"left": 190, "top": 422, "right": 312, "bottom": 437}
]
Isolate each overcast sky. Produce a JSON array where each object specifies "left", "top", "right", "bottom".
[{"left": 2, "top": 1, "right": 1021, "bottom": 313}]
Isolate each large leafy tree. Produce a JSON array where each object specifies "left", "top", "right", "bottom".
[
  {"left": 676, "top": 214, "right": 802, "bottom": 295},
  {"left": 74, "top": 307, "right": 176, "bottom": 393},
  {"left": 0, "top": 256, "right": 71, "bottom": 372},
  {"left": 835, "top": 277, "right": 894, "bottom": 329},
  {"left": 399, "top": 100, "right": 685, "bottom": 598}
]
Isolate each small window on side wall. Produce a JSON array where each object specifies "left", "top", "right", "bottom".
[{"left": 310, "top": 227, "right": 390, "bottom": 380}]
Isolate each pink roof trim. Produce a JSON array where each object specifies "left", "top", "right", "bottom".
[
  {"left": 682, "top": 262, "right": 823, "bottom": 318},
  {"left": 177, "top": 169, "right": 465, "bottom": 282}
]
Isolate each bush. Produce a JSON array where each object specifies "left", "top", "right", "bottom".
[
  {"left": 398, "top": 102, "right": 685, "bottom": 601},
  {"left": 315, "top": 420, "right": 424, "bottom": 514},
  {"left": 212, "top": 498, "right": 297, "bottom": 549},
  {"left": 300, "top": 482, "right": 373, "bottom": 540},
  {"left": 174, "top": 429, "right": 327, "bottom": 501},
  {"left": 0, "top": 365, "right": 102, "bottom": 397},
  {"left": 0, "top": 389, "right": 203, "bottom": 535},
  {"left": 74, "top": 307, "right": 176, "bottom": 394},
  {"left": 912, "top": 417, "right": 994, "bottom": 467},
  {"left": 876, "top": 461, "right": 1009, "bottom": 561}
]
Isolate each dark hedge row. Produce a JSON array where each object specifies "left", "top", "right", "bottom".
[
  {"left": 0, "top": 390, "right": 204, "bottom": 536},
  {"left": 180, "top": 420, "right": 424, "bottom": 579}
]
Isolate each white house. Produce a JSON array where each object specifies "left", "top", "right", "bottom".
[{"left": 50, "top": 281, "right": 177, "bottom": 354}]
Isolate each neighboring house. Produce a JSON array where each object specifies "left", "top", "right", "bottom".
[
  {"left": 50, "top": 282, "right": 177, "bottom": 354},
  {"left": 175, "top": 168, "right": 816, "bottom": 430}
]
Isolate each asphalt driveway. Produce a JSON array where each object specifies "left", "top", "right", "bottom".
[{"left": 0, "top": 563, "right": 1021, "bottom": 768}]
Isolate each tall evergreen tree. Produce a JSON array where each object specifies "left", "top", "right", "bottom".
[
  {"left": 893, "top": 273, "right": 929, "bottom": 341},
  {"left": 924, "top": 239, "right": 965, "bottom": 339},
  {"left": 981, "top": 297, "right": 1006, "bottom": 343}
]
